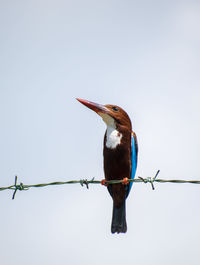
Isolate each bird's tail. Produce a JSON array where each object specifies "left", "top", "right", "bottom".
[{"left": 111, "top": 200, "right": 127, "bottom": 233}]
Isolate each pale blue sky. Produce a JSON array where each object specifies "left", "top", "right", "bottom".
[{"left": 0, "top": 1, "right": 200, "bottom": 265}]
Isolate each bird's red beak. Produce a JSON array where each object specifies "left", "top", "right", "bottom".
[{"left": 76, "top": 98, "right": 108, "bottom": 114}]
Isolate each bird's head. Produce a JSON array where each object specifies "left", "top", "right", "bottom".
[{"left": 76, "top": 98, "right": 132, "bottom": 131}]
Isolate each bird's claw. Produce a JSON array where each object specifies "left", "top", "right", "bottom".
[
  {"left": 101, "top": 179, "right": 108, "bottom": 186},
  {"left": 122, "top": 177, "right": 129, "bottom": 185}
]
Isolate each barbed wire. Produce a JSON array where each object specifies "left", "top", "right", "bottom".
[{"left": 1, "top": 170, "right": 200, "bottom": 200}]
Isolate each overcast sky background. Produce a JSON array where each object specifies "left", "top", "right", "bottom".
[{"left": 0, "top": 1, "right": 200, "bottom": 264}]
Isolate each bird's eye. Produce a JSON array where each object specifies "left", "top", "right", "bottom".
[{"left": 112, "top": 106, "right": 119, "bottom": 112}]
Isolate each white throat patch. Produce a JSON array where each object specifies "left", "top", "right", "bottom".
[
  {"left": 98, "top": 113, "right": 122, "bottom": 149},
  {"left": 106, "top": 126, "right": 122, "bottom": 149}
]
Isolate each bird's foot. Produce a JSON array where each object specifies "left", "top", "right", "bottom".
[
  {"left": 122, "top": 177, "right": 129, "bottom": 185},
  {"left": 101, "top": 179, "right": 108, "bottom": 186}
]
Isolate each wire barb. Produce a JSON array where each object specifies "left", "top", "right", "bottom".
[
  {"left": 80, "top": 178, "right": 95, "bottom": 189},
  {"left": 80, "top": 179, "right": 89, "bottom": 189},
  {"left": 138, "top": 170, "right": 160, "bottom": 190},
  {"left": 12, "top": 176, "right": 28, "bottom": 200}
]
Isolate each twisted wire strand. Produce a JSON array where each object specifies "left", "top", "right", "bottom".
[{"left": 0, "top": 171, "right": 200, "bottom": 199}]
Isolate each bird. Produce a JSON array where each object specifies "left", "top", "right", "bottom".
[{"left": 76, "top": 98, "right": 138, "bottom": 233}]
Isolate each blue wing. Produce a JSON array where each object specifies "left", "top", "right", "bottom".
[{"left": 127, "top": 132, "right": 138, "bottom": 196}]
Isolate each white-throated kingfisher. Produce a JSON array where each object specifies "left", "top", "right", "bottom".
[{"left": 76, "top": 98, "right": 138, "bottom": 233}]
